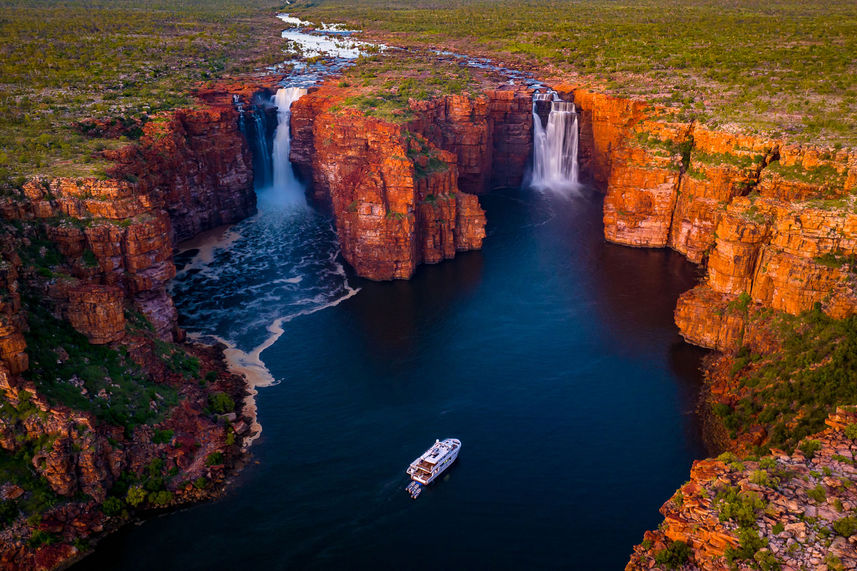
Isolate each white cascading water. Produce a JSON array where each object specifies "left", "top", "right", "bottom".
[
  {"left": 271, "top": 87, "right": 308, "bottom": 201},
  {"left": 531, "top": 91, "right": 579, "bottom": 191}
]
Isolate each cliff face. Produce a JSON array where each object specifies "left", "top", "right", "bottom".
[
  {"left": 0, "top": 84, "right": 265, "bottom": 569},
  {"left": 627, "top": 408, "right": 857, "bottom": 571},
  {"left": 107, "top": 103, "right": 256, "bottom": 245},
  {"left": 486, "top": 88, "right": 534, "bottom": 189},
  {"left": 290, "top": 85, "right": 490, "bottom": 280},
  {"left": 563, "top": 81, "right": 857, "bottom": 569},
  {"left": 1, "top": 177, "right": 178, "bottom": 342}
]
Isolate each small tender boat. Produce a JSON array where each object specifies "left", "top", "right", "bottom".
[{"left": 406, "top": 438, "right": 461, "bottom": 487}]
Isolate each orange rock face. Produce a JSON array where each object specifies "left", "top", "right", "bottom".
[
  {"left": 290, "top": 85, "right": 487, "bottom": 280},
  {"left": 674, "top": 286, "right": 745, "bottom": 352},
  {"left": 108, "top": 103, "right": 256, "bottom": 244},
  {"left": 66, "top": 285, "right": 126, "bottom": 344},
  {"left": 573, "top": 88, "right": 649, "bottom": 186},
  {"left": 668, "top": 127, "right": 774, "bottom": 263},
  {"left": 602, "top": 120, "right": 690, "bottom": 247},
  {"left": 628, "top": 408, "right": 857, "bottom": 571}
]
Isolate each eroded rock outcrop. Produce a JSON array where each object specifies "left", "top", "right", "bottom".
[
  {"left": 627, "top": 408, "right": 857, "bottom": 571},
  {"left": 0, "top": 82, "right": 266, "bottom": 570},
  {"left": 107, "top": 104, "right": 256, "bottom": 244},
  {"left": 290, "top": 85, "right": 487, "bottom": 280}
]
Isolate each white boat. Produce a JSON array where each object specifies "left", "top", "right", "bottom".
[{"left": 406, "top": 438, "right": 461, "bottom": 486}]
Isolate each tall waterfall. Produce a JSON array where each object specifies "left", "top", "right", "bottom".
[
  {"left": 251, "top": 102, "right": 273, "bottom": 188},
  {"left": 531, "top": 91, "right": 579, "bottom": 191},
  {"left": 271, "top": 87, "right": 308, "bottom": 200}
]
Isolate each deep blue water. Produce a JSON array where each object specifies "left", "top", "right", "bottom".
[{"left": 76, "top": 183, "right": 705, "bottom": 570}]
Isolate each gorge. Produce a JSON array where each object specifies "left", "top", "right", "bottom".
[{"left": 1, "top": 6, "right": 857, "bottom": 571}]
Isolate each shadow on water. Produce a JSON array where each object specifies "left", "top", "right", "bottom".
[{"left": 74, "top": 184, "right": 708, "bottom": 571}]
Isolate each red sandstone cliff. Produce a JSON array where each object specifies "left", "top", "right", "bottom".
[
  {"left": 0, "top": 83, "right": 266, "bottom": 569},
  {"left": 106, "top": 103, "right": 256, "bottom": 244},
  {"left": 290, "top": 85, "right": 490, "bottom": 280},
  {"left": 555, "top": 80, "right": 857, "bottom": 570}
]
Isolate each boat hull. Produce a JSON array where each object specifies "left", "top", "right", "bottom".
[{"left": 406, "top": 438, "right": 461, "bottom": 485}]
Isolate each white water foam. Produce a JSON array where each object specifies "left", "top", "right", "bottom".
[{"left": 531, "top": 91, "right": 580, "bottom": 195}]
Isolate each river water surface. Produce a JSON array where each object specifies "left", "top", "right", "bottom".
[{"left": 76, "top": 179, "right": 706, "bottom": 570}]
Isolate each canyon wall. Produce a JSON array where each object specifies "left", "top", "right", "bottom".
[
  {"left": 561, "top": 82, "right": 857, "bottom": 333},
  {"left": 291, "top": 85, "right": 537, "bottom": 280},
  {"left": 0, "top": 85, "right": 265, "bottom": 569},
  {"left": 556, "top": 81, "right": 857, "bottom": 570},
  {"left": 106, "top": 100, "right": 256, "bottom": 245}
]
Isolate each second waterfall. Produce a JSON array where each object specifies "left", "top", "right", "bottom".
[
  {"left": 531, "top": 91, "right": 580, "bottom": 191},
  {"left": 271, "top": 87, "right": 308, "bottom": 202}
]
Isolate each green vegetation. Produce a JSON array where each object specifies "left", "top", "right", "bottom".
[
  {"left": 295, "top": 0, "right": 857, "bottom": 145},
  {"left": 766, "top": 161, "right": 847, "bottom": 193},
  {"left": 22, "top": 300, "right": 178, "bottom": 429},
  {"left": 653, "top": 540, "right": 691, "bottom": 569},
  {"left": 208, "top": 392, "right": 235, "bottom": 414},
  {"left": 407, "top": 134, "right": 450, "bottom": 179},
  {"left": 690, "top": 150, "right": 764, "bottom": 170},
  {"left": 714, "top": 485, "right": 780, "bottom": 568},
  {"left": 806, "top": 484, "right": 827, "bottom": 503},
  {"left": 715, "top": 307, "right": 857, "bottom": 452},
  {"left": 0, "top": 447, "right": 60, "bottom": 523},
  {"left": 833, "top": 516, "right": 857, "bottom": 537},
  {"left": 0, "top": 0, "right": 289, "bottom": 186},
  {"left": 331, "top": 53, "right": 479, "bottom": 122}
]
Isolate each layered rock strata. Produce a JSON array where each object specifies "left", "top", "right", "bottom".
[
  {"left": 290, "top": 85, "right": 491, "bottom": 280},
  {"left": 627, "top": 408, "right": 857, "bottom": 571},
  {"left": 0, "top": 83, "right": 266, "bottom": 570}
]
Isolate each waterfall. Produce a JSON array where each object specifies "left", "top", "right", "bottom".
[
  {"left": 271, "top": 87, "right": 308, "bottom": 201},
  {"left": 531, "top": 91, "right": 579, "bottom": 191},
  {"left": 251, "top": 103, "right": 273, "bottom": 188}
]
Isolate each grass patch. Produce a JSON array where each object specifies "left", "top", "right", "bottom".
[
  {"left": 717, "top": 307, "right": 857, "bottom": 452},
  {"left": 22, "top": 299, "right": 178, "bottom": 429}
]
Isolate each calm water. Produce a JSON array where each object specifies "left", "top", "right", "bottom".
[{"left": 76, "top": 183, "right": 706, "bottom": 570}]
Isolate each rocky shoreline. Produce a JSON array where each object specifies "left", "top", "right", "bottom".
[
  {"left": 1, "top": 23, "right": 856, "bottom": 567},
  {"left": 0, "top": 77, "right": 283, "bottom": 570}
]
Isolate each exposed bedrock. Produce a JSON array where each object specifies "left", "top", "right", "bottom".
[
  {"left": 106, "top": 103, "right": 256, "bottom": 244},
  {"left": 0, "top": 81, "right": 269, "bottom": 569},
  {"left": 626, "top": 408, "right": 857, "bottom": 571},
  {"left": 547, "top": 81, "right": 857, "bottom": 335},
  {"left": 289, "top": 83, "right": 535, "bottom": 280},
  {"left": 550, "top": 81, "right": 857, "bottom": 571}
]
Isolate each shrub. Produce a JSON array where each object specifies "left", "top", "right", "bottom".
[
  {"left": 152, "top": 429, "right": 174, "bottom": 444},
  {"left": 205, "top": 452, "right": 224, "bottom": 466},
  {"left": 126, "top": 485, "right": 146, "bottom": 507},
  {"left": 101, "top": 496, "right": 124, "bottom": 517},
  {"left": 799, "top": 439, "right": 822, "bottom": 460},
  {"left": 149, "top": 490, "right": 172, "bottom": 506},
  {"left": 208, "top": 392, "right": 235, "bottom": 414},
  {"left": 749, "top": 470, "right": 770, "bottom": 487},
  {"left": 653, "top": 540, "right": 692, "bottom": 569},
  {"left": 27, "top": 530, "right": 57, "bottom": 548},
  {"left": 807, "top": 484, "right": 826, "bottom": 503},
  {"left": 0, "top": 500, "right": 19, "bottom": 525},
  {"left": 844, "top": 424, "right": 857, "bottom": 440},
  {"left": 833, "top": 516, "right": 857, "bottom": 537}
]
